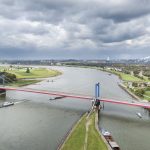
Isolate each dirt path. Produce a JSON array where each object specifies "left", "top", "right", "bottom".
[{"left": 84, "top": 117, "right": 91, "bottom": 150}]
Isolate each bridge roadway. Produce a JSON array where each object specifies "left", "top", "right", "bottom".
[{"left": 0, "top": 86, "right": 150, "bottom": 109}]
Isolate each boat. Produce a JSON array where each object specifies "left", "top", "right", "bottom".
[
  {"left": 49, "top": 97, "right": 56, "bottom": 100},
  {"left": 101, "top": 128, "right": 120, "bottom": 150},
  {"left": 49, "top": 96, "right": 66, "bottom": 101},
  {"left": 2, "top": 102, "right": 14, "bottom": 107},
  {"left": 109, "top": 141, "right": 120, "bottom": 150},
  {"left": 136, "top": 112, "right": 142, "bottom": 118}
]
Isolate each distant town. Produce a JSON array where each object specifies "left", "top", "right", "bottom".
[{"left": 0, "top": 57, "right": 150, "bottom": 65}]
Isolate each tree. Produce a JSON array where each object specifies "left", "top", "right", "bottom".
[
  {"left": 132, "top": 82, "right": 138, "bottom": 87},
  {"left": 0, "top": 72, "right": 16, "bottom": 84},
  {"left": 134, "top": 89, "right": 145, "bottom": 97},
  {"left": 133, "top": 70, "right": 140, "bottom": 75},
  {"left": 26, "top": 68, "right": 30, "bottom": 73}
]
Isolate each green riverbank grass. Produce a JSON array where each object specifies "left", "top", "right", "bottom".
[
  {"left": 61, "top": 113, "right": 108, "bottom": 150},
  {"left": 144, "top": 91, "right": 150, "bottom": 101},
  {"left": 61, "top": 114, "right": 86, "bottom": 150},
  {"left": 107, "top": 70, "right": 141, "bottom": 81},
  {"left": 87, "top": 113, "right": 108, "bottom": 150},
  {"left": 119, "top": 73, "right": 141, "bottom": 81},
  {"left": 0, "top": 67, "right": 62, "bottom": 87},
  {"left": 97, "top": 68, "right": 141, "bottom": 82}
]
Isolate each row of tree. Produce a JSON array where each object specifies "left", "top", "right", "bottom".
[{"left": 0, "top": 72, "right": 16, "bottom": 84}]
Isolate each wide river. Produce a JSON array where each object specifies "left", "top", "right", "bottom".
[{"left": 0, "top": 66, "right": 150, "bottom": 150}]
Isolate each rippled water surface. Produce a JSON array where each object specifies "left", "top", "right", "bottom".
[{"left": 0, "top": 66, "right": 149, "bottom": 150}]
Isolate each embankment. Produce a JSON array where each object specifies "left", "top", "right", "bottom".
[
  {"left": 118, "top": 83, "right": 141, "bottom": 101},
  {"left": 59, "top": 111, "right": 109, "bottom": 150}
]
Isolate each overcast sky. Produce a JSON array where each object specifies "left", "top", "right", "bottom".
[{"left": 0, "top": 0, "right": 150, "bottom": 59}]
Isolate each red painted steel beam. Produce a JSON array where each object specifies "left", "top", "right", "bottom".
[
  {"left": 0, "top": 87, "right": 92, "bottom": 100},
  {"left": 1, "top": 87, "right": 150, "bottom": 108},
  {"left": 100, "top": 99, "right": 150, "bottom": 109}
]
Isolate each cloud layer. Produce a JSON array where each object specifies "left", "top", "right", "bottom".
[{"left": 0, "top": 0, "right": 150, "bottom": 59}]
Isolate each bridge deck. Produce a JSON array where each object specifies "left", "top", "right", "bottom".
[{"left": 0, "top": 86, "right": 150, "bottom": 109}]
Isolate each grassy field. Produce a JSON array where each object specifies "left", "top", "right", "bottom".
[
  {"left": 0, "top": 66, "right": 62, "bottom": 86},
  {"left": 7, "top": 68, "right": 61, "bottom": 79},
  {"left": 61, "top": 113, "right": 108, "bottom": 150},
  {"left": 119, "top": 72, "right": 141, "bottom": 81},
  {"left": 106, "top": 69, "right": 142, "bottom": 81}
]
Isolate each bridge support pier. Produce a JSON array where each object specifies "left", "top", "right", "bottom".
[{"left": 0, "top": 89, "right": 6, "bottom": 97}]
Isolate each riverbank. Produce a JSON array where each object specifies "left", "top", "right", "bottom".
[
  {"left": 3, "top": 67, "right": 62, "bottom": 87},
  {"left": 100, "top": 68, "right": 142, "bottom": 82},
  {"left": 67, "top": 66, "right": 149, "bottom": 102},
  {"left": 65, "top": 65, "right": 150, "bottom": 102},
  {"left": 118, "top": 83, "right": 141, "bottom": 101},
  {"left": 96, "top": 68, "right": 150, "bottom": 102},
  {"left": 60, "top": 111, "right": 108, "bottom": 150},
  {"left": 7, "top": 68, "right": 62, "bottom": 79}
]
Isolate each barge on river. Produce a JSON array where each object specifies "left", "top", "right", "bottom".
[{"left": 101, "top": 129, "right": 120, "bottom": 150}]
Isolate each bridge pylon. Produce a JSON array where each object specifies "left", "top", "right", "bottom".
[{"left": 91, "top": 83, "right": 102, "bottom": 112}]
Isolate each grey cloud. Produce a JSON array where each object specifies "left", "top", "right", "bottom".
[
  {"left": 2, "top": 0, "right": 150, "bottom": 23},
  {"left": 97, "top": 1, "right": 150, "bottom": 22},
  {"left": 96, "top": 22, "right": 146, "bottom": 43},
  {"left": 0, "top": 1, "right": 150, "bottom": 21},
  {"left": 79, "top": 0, "right": 150, "bottom": 23},
  {"left": 0, "top": 0, "right": 150, "bottom": 59}
]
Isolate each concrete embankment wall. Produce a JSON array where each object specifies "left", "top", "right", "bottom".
[
  {"left": 95, "top": 111, "right": 112, "bottom": 150},
  {"left": 118, "top": 83, "right": 141, "bottom": 101}
]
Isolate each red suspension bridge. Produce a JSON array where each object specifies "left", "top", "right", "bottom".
[{"left": 0, "top": 86, "right": 150, "bottom": 109}]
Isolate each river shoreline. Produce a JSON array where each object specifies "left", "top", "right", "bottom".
[
  {"left": 95, "top": 111, "right": 112, "bottom": 150},
  {"left": 8, "top": 70, "right": 62, "bottom": 87},
  {"left": 102, "top": 68, "right": 150, "bottom": 103},
  {"left": 65, "top": 65, "right": 149, "bottom": 102},
  {"left": 58, "top": 113, "right": 86, "bottom": 150},
  {"left": 59, "top": 111, "right": 109, "bottom": 150},
  {"left": 118, "top": 83, "right": 141, "bottom": 101}
]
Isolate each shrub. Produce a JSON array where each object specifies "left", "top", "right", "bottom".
[
  {"left": 26, "top": 68, "right": 30, "bottom": 73},
  {"left": 134, "top": 89, "right": 145, "bottom": 97},
  {"left": 0, "top": 72, "right": 16, "bottom": 84}
]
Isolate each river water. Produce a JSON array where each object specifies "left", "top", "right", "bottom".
[{"left": 0, "top": 66, "right": 150, "bottom": 150}]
